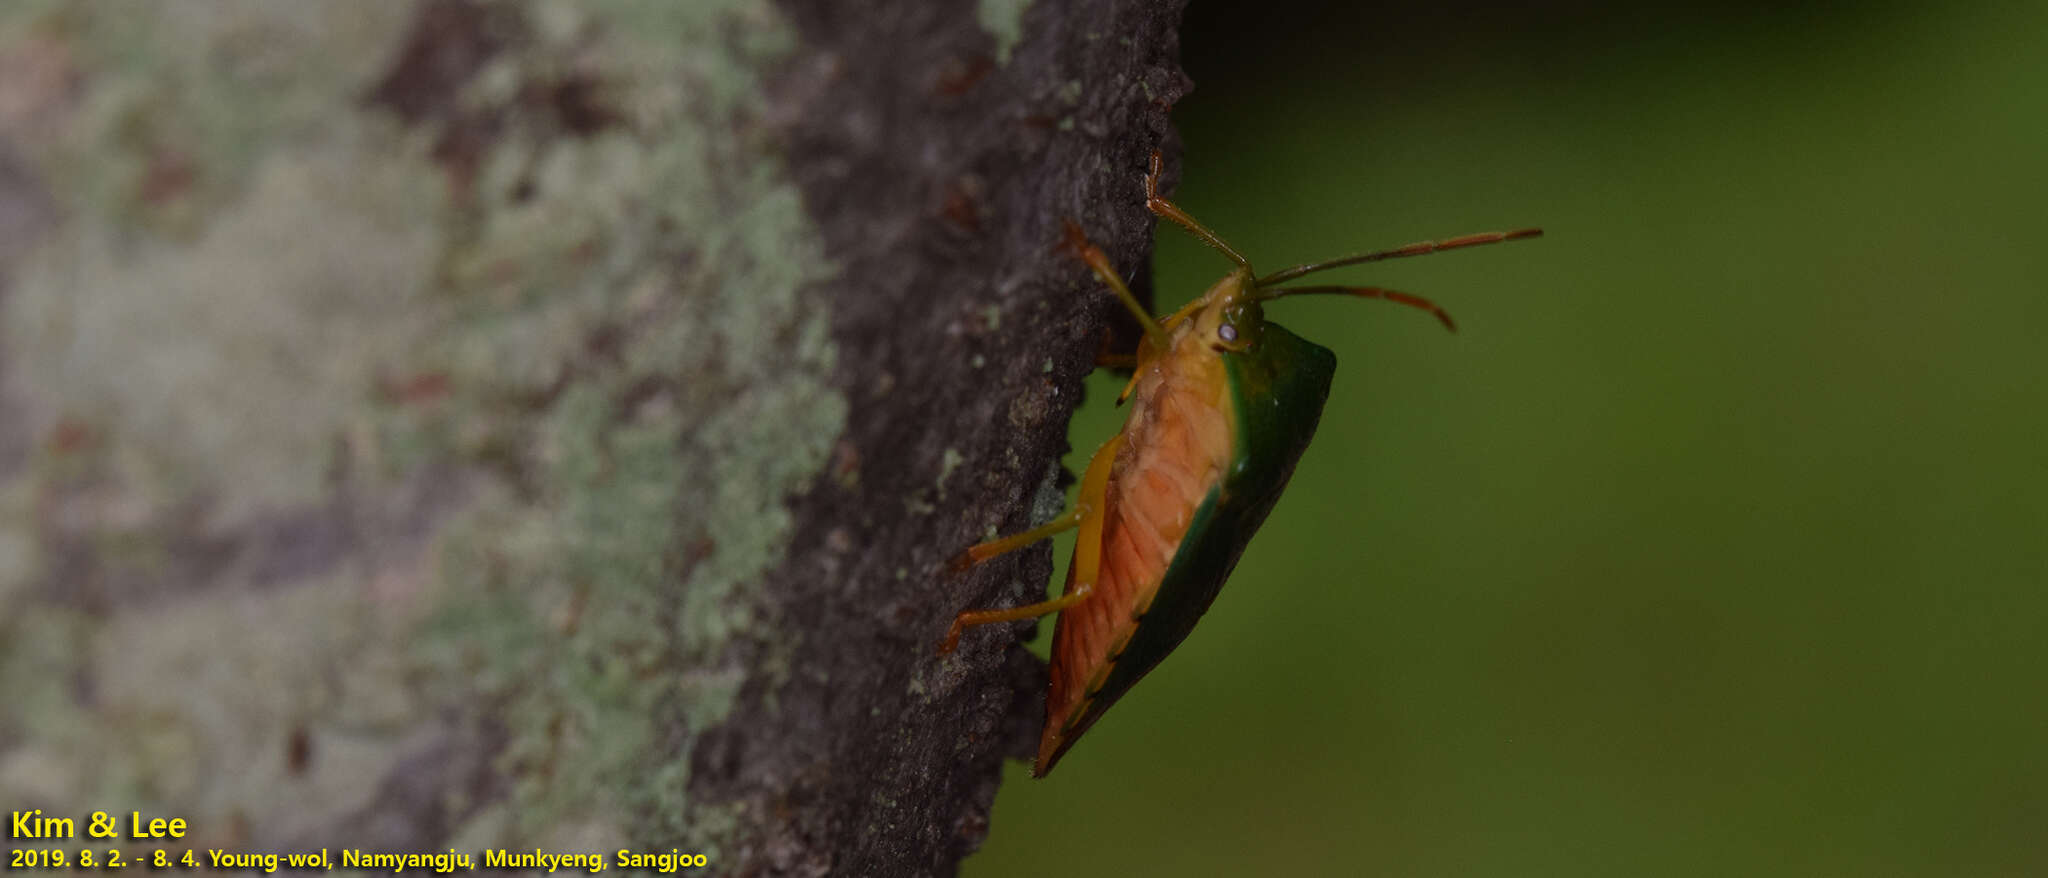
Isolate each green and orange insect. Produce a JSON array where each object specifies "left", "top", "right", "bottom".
[{"left": 940, "top": 152, "right": 1540, "bottom": 776}]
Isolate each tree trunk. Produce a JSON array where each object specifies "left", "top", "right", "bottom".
[{"left": 0, "top": 1, "right": 1185, "bottom": 874}]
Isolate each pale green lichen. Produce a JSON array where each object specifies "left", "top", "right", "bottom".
[
  {"left": 938, "top": 447, "right": 967, "bottom": 495},
  {"left": 0, "top": 0, "right": 439, "bottom": 835},
  {"left": 395, "top": 0, "right": 842, "bottom": 850},
  {"left": 1027, "top": 458, "right": 1068, "bottom": 526},
  {"left": 977, "top": 0, "right": 1033, "bottom": 64},
  {"left": 0, "top": 0, "right": 839, "bottom": 858},
  {"left": 90, "top": 572, "right": 410, "bottom": 833},
  {"left": 0, "top": 478, "right": 33, "bottom": 606},
  {"left": 1, "top": 0, "right": 433, "bottom": 524},
  {"left": 6, "top": 143, "right": 445, "bottom": 523},
  {"left": 9, "top": 2, "right": 417, "bottom": 239}
]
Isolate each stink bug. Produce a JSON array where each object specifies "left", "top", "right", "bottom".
[{"left": 941, "top": 151, "right": 1540, "bottom": 776}]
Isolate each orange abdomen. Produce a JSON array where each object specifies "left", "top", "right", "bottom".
[{"left": 1038, "top": 340, "right": 1232, "bottom": 773}]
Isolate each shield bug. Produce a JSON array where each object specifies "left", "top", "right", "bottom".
[{"left": 941, "top": 151, "right": 1540, "bottom": 776}]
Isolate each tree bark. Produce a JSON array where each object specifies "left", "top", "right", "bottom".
[{"left": 0, "top": 1, "right": 1186, "bottom": 875}]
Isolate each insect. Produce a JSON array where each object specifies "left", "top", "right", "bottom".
[{"left": 940, "top": 151, "right": 1540, "bottom": 776}]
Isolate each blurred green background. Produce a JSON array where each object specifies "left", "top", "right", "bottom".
[{"left": 972, "top": 1, "right": 2046, "bottom": 875}]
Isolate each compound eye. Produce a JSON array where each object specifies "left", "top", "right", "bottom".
[{"left": 1216, "top": 323, "right": 1238, "bottom": 343}]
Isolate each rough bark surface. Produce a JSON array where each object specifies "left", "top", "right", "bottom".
[{"left": 0, "top": 1, "right": 1185, "bottom": 876}]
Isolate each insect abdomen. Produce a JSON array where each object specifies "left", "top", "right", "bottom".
[
  {"left": 1038, "top": 343, "right": 1233, "bottom": 774},
  {"left": 1037, "top": 323, "right": 1336, "bottom": 775}
]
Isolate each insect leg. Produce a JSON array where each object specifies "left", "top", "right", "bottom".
[
  {"left": 1142, "top": 150, "right": 1251, "bottom": 270},
  {"left": 1094, "top": 295, "right": 1207, "bottom": 372},
  {"left": 1092, "top": 329, "right": 1138, "bottom": 369},
  {"left": 1094, "top": 337, "right": 1138, "bottom": 370},
  {"left": 939, "top": 434, "right": 1124, "bottom": 654},
  {"left": 1062, "top": 220, "right": 1167, "bottom": 349},
  {"left": 946, "top": 507, "right": 1084, "bottom": 573}
]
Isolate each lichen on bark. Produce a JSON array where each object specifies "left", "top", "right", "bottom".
[
  {"left": 0, "top": 0, "right": 1189, "bottom": 873},
  {"left": 0, "top": 0, "right": 841, "bottom": 855}
]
